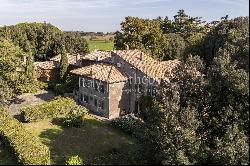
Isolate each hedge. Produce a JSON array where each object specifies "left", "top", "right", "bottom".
[
  {"left": 21, "top": 97, "right": 76, "bottom": 122},
  {"left": 0, "top": 108, "right": 51, "bottom": 165}
]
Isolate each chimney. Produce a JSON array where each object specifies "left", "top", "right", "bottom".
[
  {"left": 90, "top": 68, "right": 93, "bottom": 76},
  {"left": 76, "top": 54, "right": 81, "bottom": 66},
  {"left": 140, "top": 52, "right": 143, "bottom": 61}
]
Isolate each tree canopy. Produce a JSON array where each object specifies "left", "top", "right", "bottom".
[
  {"left": 0, "top": 22, "right": 89, "bottom": 105},
  {"left": 115, "top": 10, "right": 249, "bottom": 165}
]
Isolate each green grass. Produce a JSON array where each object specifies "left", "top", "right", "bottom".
[
  {"left": 24, "top": 115, "right": 143, "bottom": 165},
  {"left": 88, "top": 40, "right": 114, "bottom": 52},
  {"left": 0, "top": 146, "right": 18, "bottom": 165}
]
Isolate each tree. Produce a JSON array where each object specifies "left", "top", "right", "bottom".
[
  {"left": 114, "top": 10, "right": 210, "bottom": 61},
  {"left": 165, "top": 33, "right": 186, "bottom": 60},
  {"left": 0, "top": 79, "right": 13, "bottom": 106},
  {"left": 0, "top": 38, "right": 33, "bottom": 104},
  {"left": 162, "top": 10, "right": 208, "bottom": 40},
  {"left": 203, "top": 17, "right": 249, "bottom": 67},
  {"left": 114, "top": 17, "right": 169, "bottom": 60},
  {"left": 212, "top": 125, "right": 249, "bottom": 165},
  {"left": 59, "top": 45, "right": 68, "bottom": 81},
  {"left": 64, "top": 32, "right": 89, "bottom": 55},
  {"left": 143, "top": 56, "right": 207, "bottom": 165},
  {"left": 0, "top": 23, "right": 89, "bottom": 61},
  {"left": 198, "top": 17, "right": 249, "bottom": 165}
]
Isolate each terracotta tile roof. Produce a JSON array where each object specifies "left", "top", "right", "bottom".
[
  {"left": 82, "top": 50, "right": 112, "bottom": 63},
  {"left": 113, "top": 50, "right": 181, "bottom": 81},
  {"left": 70, "top": 63, "right": 128, "bottom": 83},
  {"left": 34, "top": 61, "right": 60, "bottom": 70},
  {"left": 50, "top": 54, "right": 82, "bottom": 65}
]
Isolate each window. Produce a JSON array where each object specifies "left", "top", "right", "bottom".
[
  {"left": 84, "top": 95, "right": 89, "bottom": 104},
  {"left": 99, "top": 100, "right": 105, "bottom": 110},
  {"left": 84, "top": 79, "right": 91, "bottom": 88},
  {"left": 147, "top": 86, "right": 152, "bottom": 96},
  {"left": 80, "top": 94, "right": 83, "bottom": 101},
  {"left": 152, "top": 87, "right": 157, "bottom": 97},
  {"left": 99, "top": 84, "right": 105, "bottom": 93},
  {"left": 79, "top": 78, "right": 84, "bottom": 87},
  {"left": 94, "top": 98, "right": 98, "bottom": 107},
  {"left": 94, "top": 81, "right": 99, "bottom": 91}
]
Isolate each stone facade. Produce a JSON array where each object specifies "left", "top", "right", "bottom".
[
  {"left": 75, "top": 78, "right": 129, "bottom": 119},
  {"left": 36, "top": 50, "right": 180, "bottom": 119}
]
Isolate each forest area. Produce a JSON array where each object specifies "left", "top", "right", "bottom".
[{"left": 0, "top": 9, "right": 249, "bottom": 165}]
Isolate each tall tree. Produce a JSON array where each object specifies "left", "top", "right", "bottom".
[
  {"left": 143, "top": 56, "right": 207, "bottom": 164},
  {"left": 59, "top": 45, "right": 68, "bottom": 81}
]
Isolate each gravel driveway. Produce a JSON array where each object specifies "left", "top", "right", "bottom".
[{"left": 9, "top": 90, "right": 55, "bottom": 119}]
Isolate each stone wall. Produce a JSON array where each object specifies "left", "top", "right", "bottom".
[
  {"left": 110, "top": 52, "right": 158, "bottom": 113},
  {"left": 108, "top": 81, "right": 130, "bottom": 119},
  {"left": 77, "top": 77, "right": 110, "bottom": 118}
]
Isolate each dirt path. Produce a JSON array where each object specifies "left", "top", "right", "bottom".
[{"left": 9, "top": 90, "right": 55, "bottom": 119}]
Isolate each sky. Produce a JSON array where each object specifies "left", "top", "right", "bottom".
[{"left": 0, "top": 0, "right": 249, "bottom": 32}]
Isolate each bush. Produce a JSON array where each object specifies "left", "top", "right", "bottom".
[
  {"left": 48, "top": 76, "right": 78, "bottom": 95},
  {"left": 66, "top": 155, "right": 84, "bottom": 165},
  {"left": 63, "top": 106, "right": 87, "bottom": 127},
  {"left": 0, "top": 108, "right": 51, "bottom": 165},
  {"left": 111, "top": 114, "right": 145, "bottom": 138},
  {"left": 21, "top": 97, "right": 76, "bottom": 122}
]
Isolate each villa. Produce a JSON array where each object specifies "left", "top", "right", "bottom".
[{"left": 35, "top": 50, "right": 180, "bottom": 119}]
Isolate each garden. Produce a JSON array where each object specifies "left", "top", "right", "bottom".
[{"left": 0, "top": 97, "right": 144, "bottom": 165}]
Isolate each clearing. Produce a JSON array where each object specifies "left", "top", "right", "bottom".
[{"left": 88, "top": 40, "right": 114, "bottom": 51}]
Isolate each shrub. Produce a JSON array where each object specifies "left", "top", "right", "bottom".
[
  {"left": 111, "top": 114, "right": 145, "bottom": 138},
  {"left": 63, "top": 106, "right": 87, "bottom": 127},
  {"left": 48, "top": 76, "right": 78, "bottom": 95},
  {"left": 21, "top": 97, "right": 76, "bottom": 122},
  {"left": 0, "top": 108, "right": 51, "bottom": 165},
  {"left": 66, "top": 155, "right": 84, "bottom": 165}
]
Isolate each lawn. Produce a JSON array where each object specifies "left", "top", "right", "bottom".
[
  {"left": 0, "top": 146, "right": 18, "bottom": 165},
  {"left": 88, "top": 40, "right": 114, "bottom": 51},
  {"left": 24, "top": 114, "right": 143, "bottom": 165}
]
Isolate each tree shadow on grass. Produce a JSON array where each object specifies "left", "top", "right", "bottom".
[{"left": 38, "top": 118, "right": 141, "bottom": 165}]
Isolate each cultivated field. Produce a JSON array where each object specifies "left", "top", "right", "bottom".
[{"left": 84, "top": 35, "right": 114, "bottom": 51}]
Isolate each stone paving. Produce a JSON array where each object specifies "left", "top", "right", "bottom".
[{"left": 8, "top": 90, "right": 55, "bottom": 118}]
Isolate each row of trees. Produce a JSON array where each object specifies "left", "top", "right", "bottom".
[
  {"left": 0, "top": 23, "right": 89, "bottom": 106},
  {"left": 115, "top": 10, "right": 249, "bottom": 165}
]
